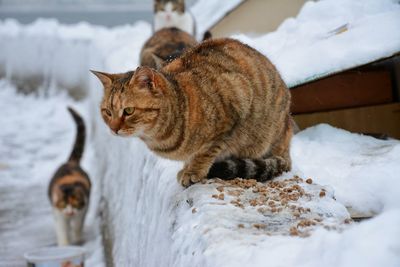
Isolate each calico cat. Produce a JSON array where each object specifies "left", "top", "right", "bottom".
[
  {"left": 91, "top": 38, "right": 293, "bottom": 187},
  {"left": 140, "top": 27, "right": 198, "bottom": 69},
  {"left": 48, "top": 107, "right": 91, "bottom": 245},
  {"left": 154, "top": 0, "right": 195, "bottom": 36}
]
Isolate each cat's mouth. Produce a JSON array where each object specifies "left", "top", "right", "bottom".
[
  {"left": 64, "top": 210, "right": 76, "bottom": 217},
  {"left": 111, "top": 129, "right": 137, "bottom": 138}
]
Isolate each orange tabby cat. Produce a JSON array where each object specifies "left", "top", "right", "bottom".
[
  {"left": 48, "top": 107, "right": 91, "bottom": 245},
  {"left": 92, "top": 38, "right": 293, "bottom": 187},
  {"left": 140, "top": 27, "right": 197, "bottom": 69}
]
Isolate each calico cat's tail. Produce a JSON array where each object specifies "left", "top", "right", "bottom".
[
  {"left": 207, "top": 155, "right": 291, "bottom": 182},
  {"left": 67, "top": 107, "right": 86, "bottom": 164}
]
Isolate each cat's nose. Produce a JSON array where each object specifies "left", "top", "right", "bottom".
[{"left": 110, "top": 119, "right": 121, "bottom": 134}]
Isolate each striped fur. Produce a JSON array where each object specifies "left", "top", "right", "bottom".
[
  {"left": 140, "top": 27, "right": 197, "bottom": 69},
  {"left": 93, "top": 38, "right": 293, "bottom": 187}
]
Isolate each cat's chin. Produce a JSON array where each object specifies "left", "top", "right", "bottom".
[{"left": 118, "top": 132, "right": 134, "bottom": 138}]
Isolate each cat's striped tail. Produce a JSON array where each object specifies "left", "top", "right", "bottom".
[
  {"left": 67, "top": 107, "right": 86, "bottom": 163},
  {"left": 207, "top": 155, "right": 290, "bottom": 182}
]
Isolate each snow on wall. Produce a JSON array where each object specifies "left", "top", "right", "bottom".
[
  {"left": 0, "top": 19, "right": 92, "bottom": 97},
  {"left": 0, "top": 18, "right": 149, "bottom": 98}
]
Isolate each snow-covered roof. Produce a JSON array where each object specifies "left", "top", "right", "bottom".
[
  {"left": 232, "top": 0, "right": 400, "bottom": 87},
  {"left": 193, "top": 0, "right": 400, "bottom": 88}
]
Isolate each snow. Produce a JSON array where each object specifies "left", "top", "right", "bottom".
[
  {"left": 1, "top": 0, "right": 400, "bottom": 266},
  {"left": 292, "top": 124, "right": 400, "bottom": 215}
]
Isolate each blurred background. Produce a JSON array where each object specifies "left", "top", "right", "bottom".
[{"left": 0, "top": 0, "right": 197, "bottom": 26}]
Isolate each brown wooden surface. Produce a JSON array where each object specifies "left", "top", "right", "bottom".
[
  {"left": 291, "top": 70, "right": 393, "bottom": 114},
  {"left": 294, "top": 103, "right": 400, "bottom": 139}
]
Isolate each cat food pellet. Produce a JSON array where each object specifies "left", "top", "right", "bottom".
[
  {"left": 218, "top": 193, "right": 225, "bottom": 200},
  {"left": 249, "top": 199, "right": 258, "bottom": 206},
  {"left": 297, "top": 219, "right": 316, "bottom": 228},
  {"left": 192, "top": 208, "right": 197, "bottom": 214},
  {"left": 211, "top": 194, "right": 218, "bottom": 199},
  {"left": 289, "top": 227, "right": 299, "bottom": 236},
  {"left": 319, "top": 191, "right": 326, "bottom": 197},
  {"left": 216, "top": 186, "right": 224, "bottom": 192},
  {"left": 306, "top": 178, "right": 313, "bottom": 184},
  {"left": 227, "top": 190, "right": 242, "bottom": 197},
  {"left": 253, "top": 223, "right": 266, "bottom": 230},
  {"left": 238, "top": 224, "right": 244, "bottom": 228}
]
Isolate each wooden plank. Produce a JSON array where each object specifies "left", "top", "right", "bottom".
[
  {"left": 293, "top": 103, "right": 400, "bottom": 139},
  {"left": 291, "top": 70, "right": 393, "bottom": 114}
]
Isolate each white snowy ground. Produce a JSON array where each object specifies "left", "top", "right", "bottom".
[
  {"left": 1, "top": 0, "right": 400, "bottom": 266},
  {"left": 0, "top": 81, "right": 104, "bottom": 266}
]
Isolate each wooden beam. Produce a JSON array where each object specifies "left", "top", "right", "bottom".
[
  {"left": 291, "top": 70, "right": 393, "bottom": 114},
  {"left": 294, "top": 103, "right": 400, "bottom": 139}
]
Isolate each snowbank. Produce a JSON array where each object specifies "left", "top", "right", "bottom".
[{"left": 0, "top": 18, "right": 150, "bottom": 98}]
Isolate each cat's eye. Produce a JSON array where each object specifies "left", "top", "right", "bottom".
[
  {"left": 102, "top": 108, "right": 112, "bottom": 117},
  {"left": 123, "top": 107, "right": 135, "bottom": 116}
]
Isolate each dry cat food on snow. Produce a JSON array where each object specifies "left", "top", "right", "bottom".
[{"left": 203, "top": 175, "right": 351, "bottom": 237}]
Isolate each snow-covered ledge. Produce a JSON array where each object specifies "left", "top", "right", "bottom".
[{"left": 90, "top": 99, "right": 400, "bottom": 266}]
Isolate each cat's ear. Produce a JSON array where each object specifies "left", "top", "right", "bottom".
[
  {"left": 131, "top": 67, "right": 163, "bottom": 96},
  {"left": 151, "top": 54, "right": 164, "bottom": 70},
  {"left": 90, "top": 70, "right": 113, "bottom": 88}
]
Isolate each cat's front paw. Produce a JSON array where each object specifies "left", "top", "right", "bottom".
[{"left": 177, "top": 169, "right": 203, "bottom": 187}]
